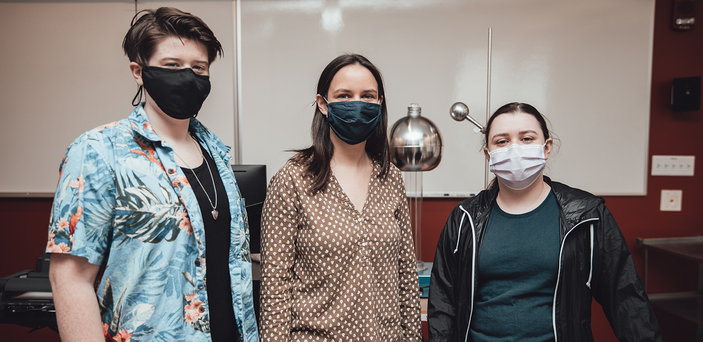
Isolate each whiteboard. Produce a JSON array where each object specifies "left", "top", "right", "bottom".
[
  {"left": 237, "top": 0, "right": 654, "bottom": 196},
  {"left": 0, "top": 0, "right": 236, "bottom": 195},
  {"left": 0, "top": 0, "right": 654, "bottom": 197}
]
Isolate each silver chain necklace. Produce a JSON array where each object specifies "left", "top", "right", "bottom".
[{"left": 173, "top": 137, "right": 219, "bottom": 220}]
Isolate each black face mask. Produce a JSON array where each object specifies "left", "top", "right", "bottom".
[
  {"left": 324, "top": 99, "right": 382, "bottom": 145},
  {"left": 139, "top": 66, "right": 211, "bottom": 120}
]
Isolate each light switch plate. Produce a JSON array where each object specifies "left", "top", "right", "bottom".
[
  {"left": 660, "top": 189, "right": 683, "bottom": 211},
  {"left": 651, "top": 155, "right": 695, "bottom": 176}
]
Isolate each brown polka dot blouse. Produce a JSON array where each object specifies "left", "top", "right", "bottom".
[{"left": 260, "top": 160, "right": 421, "bottom": 341}]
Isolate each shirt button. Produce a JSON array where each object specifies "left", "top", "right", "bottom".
[
  {"left": 197, "top": 284, "right": 204, "bottom": 290},
  {"left": 167, "top": 168, "right": 176, "bottom": 174},
  {"left": 194, "top": 259, "right": 201, "bottom": 267}
]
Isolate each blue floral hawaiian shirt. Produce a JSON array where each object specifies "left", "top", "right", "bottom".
[{"left": 46, "top": 105, "right": 259, "bottom": 342}]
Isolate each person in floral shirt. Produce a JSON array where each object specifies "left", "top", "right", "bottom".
[{"left": 46, "top": 7, "right": 258, "bottom": 342}]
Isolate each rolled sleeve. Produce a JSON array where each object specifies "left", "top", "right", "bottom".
[{"left": 47, "top": 134, "right": 115, "bottom": 266}]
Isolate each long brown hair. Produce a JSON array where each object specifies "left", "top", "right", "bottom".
[{"left": 291, "top": 54, "right": 391, "bottom": 194}]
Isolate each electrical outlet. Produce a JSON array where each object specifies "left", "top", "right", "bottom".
[
  {"left": 651, "top": 155, "right": 695, "bottom": 176},
  {"left": 660, "top": 189, "right": 683, "bottom": 212}
]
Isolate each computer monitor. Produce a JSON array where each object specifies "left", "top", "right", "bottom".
[
  {"left": 232, "top": 164, "right": 266, "bottom": 321},
  {"left": 231, "top": 164, "right": 266, "bottom": 254}
]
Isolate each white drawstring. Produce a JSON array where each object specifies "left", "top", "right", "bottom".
[
  {"left": 457, "top": 205, "right": 477, "bottom": 342},
  {"left": 454, "top": 213, "right": 466, "bottom": 254},
  {"left": 454, "top": 206, "right": 477, "bottom": 254},
  {"left": 586, "top": 223, "right": 594, "bottom": 289},
  {"left": 552, "top": 217, "right": 599, "bottom": 342}
]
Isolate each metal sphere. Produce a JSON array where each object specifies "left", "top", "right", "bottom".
[
  {"left": 449, "top": 102, "right": 469, "bottom": 121},
  {"left": 389, "top": 104, "right": 442, "bottom": 171}
]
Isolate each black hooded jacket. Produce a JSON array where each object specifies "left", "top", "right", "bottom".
[{"left": 428, "top": 177, "right": 661, "bottom": 342}]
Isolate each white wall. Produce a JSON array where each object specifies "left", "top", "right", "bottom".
[
  {"left": 0, "top": 0, "right": 654, "bottom": 196},
  {"left": 0, "top": 0, "right": 235, "bottom": 195},
  {"left": 238, "top": 0, "right": 654, "bottom": 196}
]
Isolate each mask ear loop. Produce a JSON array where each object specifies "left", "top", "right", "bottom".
[
  {"left": 131, "top": 85, "right": 143, "bottom": 106},
  {"left": 321, "top": 97, "right": 331, "bottom": 117},
  {"left": 313, "top": 96, "right": 329, "bottom": 113}
]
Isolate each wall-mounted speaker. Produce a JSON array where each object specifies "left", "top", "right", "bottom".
[
  {"left": 672, "top": 0, "right": 696, "bottom": 31},
  {"left": 671, "top": 76, "right": 701, "bottom": 112}
]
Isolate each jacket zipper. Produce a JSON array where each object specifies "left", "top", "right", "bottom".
[
  {"left": 458, "top": 205, "right": 477, "bottom": 342},
  {"left": 551, "top": 218, "right": 599, "bottom": 342}
]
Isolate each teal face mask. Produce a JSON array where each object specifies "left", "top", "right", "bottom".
[{"left": 324, "top": 99, "right": 382, "bottom": 145}]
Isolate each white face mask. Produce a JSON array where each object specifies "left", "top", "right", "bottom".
[{"left": 488, "top": 143, "right": 547, "bottom": 190}]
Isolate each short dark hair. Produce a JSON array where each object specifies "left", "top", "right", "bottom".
[
  {"left": 291, "top": 54, "right": 391, "bottom": 194},
  {"left": 122, "top": 7, "right": 223, "bottom": 65}
]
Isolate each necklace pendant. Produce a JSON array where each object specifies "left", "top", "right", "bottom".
[{"left": 211, "top": 209, "right": 219, "bottom": 220}]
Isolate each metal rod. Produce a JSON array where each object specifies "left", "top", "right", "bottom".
[
  {"left": 233, "top": 0, "right": 243, "bottom": 164},
  {"left": 486, "top": 27, "right": 492, "bottom": 121},
  {"left": 417, "top": 173, "right": 423, "bottom": 261},
  {"left": 466, "top": 116, "right": 485, "bottom": 133},
  {"left": 484, "top": 27, "right": 493, "bottom": 189}
]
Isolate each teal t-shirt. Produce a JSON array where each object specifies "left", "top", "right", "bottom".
[{"left": 469, "top": 191, "right": 560, "bottom": 342}]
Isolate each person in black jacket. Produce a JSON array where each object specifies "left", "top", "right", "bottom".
[{"left": 428, "top": 102, "right": 660, "bottom": 342}]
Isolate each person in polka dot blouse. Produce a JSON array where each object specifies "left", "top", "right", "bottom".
[{"left": 260, "top": 54, "right": 422, "bottom": 341}]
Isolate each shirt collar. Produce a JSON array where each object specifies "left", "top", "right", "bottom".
[
  {"left": 127, "top": 103, "right": 231, "bottom": 156},
  {"left": 188, "top": 116, "right": 232, "bottom": 157},
  {"left": 127, "top": 104, "right": 162, "bottom": 142}
]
